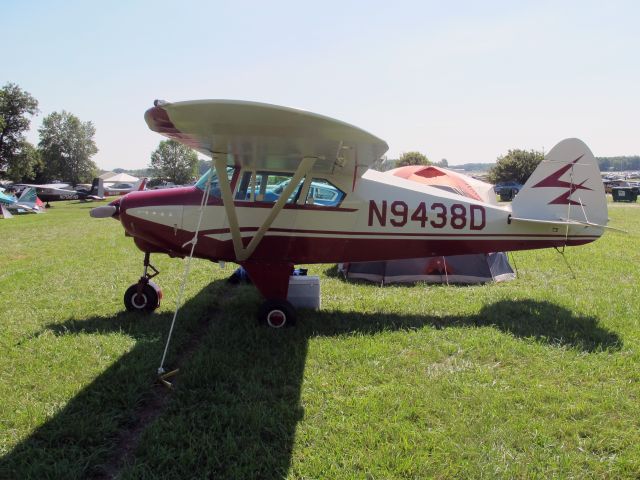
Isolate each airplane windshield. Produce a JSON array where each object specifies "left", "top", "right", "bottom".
[{"left": 195, "top": 167, "right": 235, "bottom": 196}]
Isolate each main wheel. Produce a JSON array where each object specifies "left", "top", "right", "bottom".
[
  {"left": 124, "top": 282, "right": 161, "bottom": 313},
  {"left": 258, "top": 300, "right": 297, "bottom": 328}
]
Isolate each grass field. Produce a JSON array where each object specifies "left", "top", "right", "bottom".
[{"left": 1, "top": 198, "right": 639, "bottom": 479}]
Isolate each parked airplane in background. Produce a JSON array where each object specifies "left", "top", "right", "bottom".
[
  {"left": 105, "top": 178, "right": 148, "bottom": 196},
  {"left": 0, "top": 187, "right": 44, "bottom": 218},
  {"left": 24, "top": 178, "right": 104, "bottom": 206},
  {"left": 91, "top": 99, "right": 608, "bottom": 327}
]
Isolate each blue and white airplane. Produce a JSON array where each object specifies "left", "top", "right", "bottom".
[{"left": 0, "top": 187, "right": 44, "bottom": 218}]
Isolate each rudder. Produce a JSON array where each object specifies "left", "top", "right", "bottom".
[{"left": 511, "top": 138, "right": 607, "bottom": 227}]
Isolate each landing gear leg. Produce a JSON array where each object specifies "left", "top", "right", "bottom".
[
  {"left": 241, "top": 261, "right": 297, "bottom": 328},
  {"left": 124, "top": 252, "right": 163, "bottom": 313}
]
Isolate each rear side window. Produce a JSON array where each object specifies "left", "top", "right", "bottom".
[{"left": 305, "top": 179, "right": 345, "bottom": 207}]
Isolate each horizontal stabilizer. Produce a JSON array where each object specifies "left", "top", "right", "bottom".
[{"left": 509, "top": 215, "right": 621, "bottom": 231}]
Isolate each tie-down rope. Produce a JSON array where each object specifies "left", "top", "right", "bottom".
[{"left": 157, "top": 167, "right": 214, "bottom": 376}]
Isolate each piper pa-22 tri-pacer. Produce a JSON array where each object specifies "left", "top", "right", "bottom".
[{"left": 91, "top": 100, "right": 608, "bottom": 327}]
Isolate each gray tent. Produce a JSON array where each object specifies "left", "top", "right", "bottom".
[{"left": 339, "top": 252, "right": 515, "bottom": 285}]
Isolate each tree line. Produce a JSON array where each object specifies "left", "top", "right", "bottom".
[
  {"left": 0, "top": 83, "right": 98, "bottom": 185},
  {"left": 375, "top": 149, "right": 543, "bottom": 185},
  {"left": 0, "top": 82, "right": 199, "bottom": 186},
  {"left": 596, "top": 156, "right": 640, "bottom": 172}
]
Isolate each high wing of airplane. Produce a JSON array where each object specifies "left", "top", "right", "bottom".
[
  {"left": 91, "top": 99, "right": 608, "bottom": 327},
  {"left": 24, "top": 178, "right": 104, "bottom": 206},
  {"left": 0, "top": 187, "right": 45, "bottom": 217}
]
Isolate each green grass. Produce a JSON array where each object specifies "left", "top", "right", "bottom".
[{"left": 1, "top": 199, "right": 639, "bottom": 479}]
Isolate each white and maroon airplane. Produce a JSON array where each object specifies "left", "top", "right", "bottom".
[
  {"left": 91, "top": 99, "right": 607, "bottom": 327},
  {"left": 104, "top": 177, "right": 148, "bottom": 197}
]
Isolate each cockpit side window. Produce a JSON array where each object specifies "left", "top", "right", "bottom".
[
  {"left": 235, "top": 171, "right": 304, "bottom": 204},
  {"left": 195, "top": 167, "right": 235, "bottom": 197}
]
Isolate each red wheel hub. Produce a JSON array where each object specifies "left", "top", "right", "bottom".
[{"left": 266, "top": 310, "right": 286, "bottom": 328}]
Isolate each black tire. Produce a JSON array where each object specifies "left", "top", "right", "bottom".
[
  {"left": 124, "top": 283, "right": 160, "bottom": 313},
  {"left": 258, "top": 300, "right": 297, "bottom": 328}
]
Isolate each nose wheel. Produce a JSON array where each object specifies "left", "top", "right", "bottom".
[
  {"left": 124, "top": 252, "right": 163, "bottom": 313},
  {"left": 124, "top": 281, "right": 162, "bottom": 312}
]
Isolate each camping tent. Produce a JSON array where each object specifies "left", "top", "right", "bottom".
[
  {"left": 339, "top": 253, "right": 515, "bottom": 285},
  {"left": 339, "top": 166, "right": 515, "bottom": 285},
  {"left": 104, "top": 172, "right": 139, "bottom": 183},
  {"left": 389, "top": 165, "right": 498, "bottom": 204},
  {"left": 99, "top": 171, "right": 117, "bottom": 181}
]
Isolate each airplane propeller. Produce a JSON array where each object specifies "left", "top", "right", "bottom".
[{"left": 90, "top": 205, "right": 118, "bottom": 218}]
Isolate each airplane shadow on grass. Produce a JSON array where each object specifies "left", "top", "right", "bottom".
[{"left": 0, "top": 280, "right": 622, "bottom": 479}]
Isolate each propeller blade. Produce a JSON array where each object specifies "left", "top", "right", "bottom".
[{"left": 90, "top": 205, "right": 117, "bottom": 218}]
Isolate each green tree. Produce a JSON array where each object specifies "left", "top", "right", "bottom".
[
  {"left": 38, "top": 111, "right": 99, "bottom": 184},
  {"left": 488, "top": 149, "right": 544, "bottom": 185},
  {"left": 396, "top": 151, "right": 430, "bottom": 167},
  {"left": 5, "top": 141, "right": 43, "bottom": 181},
  {"left": 149, "top": 140, "right": 198, "bottom": 184},
  {"left": 0, "top": 83, "right": 39, "bottom": 177}
]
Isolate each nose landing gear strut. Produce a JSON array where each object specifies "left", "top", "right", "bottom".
[{"left": 124, "top": 252, "right": 163, "bottom": 312}]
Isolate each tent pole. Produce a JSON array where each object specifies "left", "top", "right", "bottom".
[{"left": 442, "top": 256, "right": 450, "bottom": 286}]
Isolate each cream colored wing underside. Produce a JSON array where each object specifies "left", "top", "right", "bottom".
[{"left": 145, "top": 99, "right": 388, "bottom": 178}]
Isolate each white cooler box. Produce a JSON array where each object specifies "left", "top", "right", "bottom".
[{"left": 287, "top": 275, "right": 321, "bottom": 310}]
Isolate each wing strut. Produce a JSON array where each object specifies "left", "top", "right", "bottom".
[
  {"left": 215, "top": 156, "right": 317, "bottom": 261},
  {"left": 1, "top": 204, "right": 14, "bottom": 219},
  {"left": 215, "top": 156, "right": 244, "bottom": 259}
]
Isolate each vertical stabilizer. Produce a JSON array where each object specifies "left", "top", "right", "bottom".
[
  {"left": 511, "top": 138, "right": 607, "bottom": 227},
  {"left": 90, "top": 178, "right": 104, "bottom": 198},
  {"left": 17, "top": 187, "right": 40, "bottom": 210}
]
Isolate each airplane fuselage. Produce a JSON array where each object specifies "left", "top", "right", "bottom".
[
  {"left": 113, "top": 169, "right": 600, "bottom": 265},
  {"left": 37, "top": 187, "right": 83, "bottom": 202}
]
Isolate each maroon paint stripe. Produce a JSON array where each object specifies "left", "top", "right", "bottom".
[
  {"left": 121, "top": 213, "right": 598, "bottom": 264},
  {"left": 118, "top": 210, "right": 600, "bottom": 265},
  {"left": 197, "top": 225, "right": 599, "bottom": 240},
  {"left": 264, "top": 228, "right": 599, "bottom": 239}
]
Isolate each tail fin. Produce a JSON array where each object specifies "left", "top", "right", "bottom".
[
  {"left": 89, "top": 178, "right": 104, "bottom": 198},
  {"left": 15, "top": 187, "right": 43, "bottom": 213},
  {"left": 137, "top": 178, "right": 148, "bottom": 191},
  {"left": 511, "top": 138, "right": 607, "bottom": 227},
  {"left": 18, "top": 187, "right": 38, "bottom": 206}
]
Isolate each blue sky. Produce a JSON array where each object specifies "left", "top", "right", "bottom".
[{"left": 3, "top": 0, "right": 639, "bottom": 169}]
